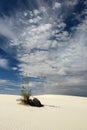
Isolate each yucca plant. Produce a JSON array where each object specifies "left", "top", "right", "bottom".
[{"left": 20, "top": 74, "right": 32, "bottom": 104}]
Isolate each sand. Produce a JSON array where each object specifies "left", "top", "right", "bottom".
[{"left": 0, "top": 94, "right": 87, "bottom": 130}]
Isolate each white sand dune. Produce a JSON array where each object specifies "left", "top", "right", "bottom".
[{"left": 0, "top": 94, "right": 87, "bottom": 130}]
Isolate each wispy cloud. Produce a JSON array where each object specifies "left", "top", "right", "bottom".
[
  {"left": 0, "top": 79, "right": 20, "bottom": 94},
  {"left": 0, "top": 78, "right": 20, "bottom": 87},
  {"left": 0, "top": 79, "right": 9, "bottom": 84}
]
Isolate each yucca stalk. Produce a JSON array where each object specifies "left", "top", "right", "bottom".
[{"left": 21, "top": 74, "right": 32, "bottom": 104}]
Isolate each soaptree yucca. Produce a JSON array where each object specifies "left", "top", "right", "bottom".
[{"left": 21, "top": 74, "right": 32, "bottom": 104}]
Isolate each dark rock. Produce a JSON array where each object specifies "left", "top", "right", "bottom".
[
  {"left": 29, "top": 98, "right": 44, "bottom": 107},
  {"left": 33, "top": 98, "right": 44, "bottom": 107},
  {"left": 29, "top": 99, "right": 35, "bottom": 106}
]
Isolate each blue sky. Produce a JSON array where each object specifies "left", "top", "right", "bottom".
[{"left": 0, "top": 0, "right": 87, "bottom": 96}]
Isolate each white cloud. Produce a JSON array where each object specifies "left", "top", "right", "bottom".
[
  {"left": 0, "top": 18, "right": 16, "bottom": 40},
  {"left": 0, "top": 58, "right": 8, "bottom": 69},
  {"left": 12, "top": 67, "right": 18, "bottom": 71},
  {"left": 53, "top": 2, "right": 61, "bottom": 9},
  {"left": 10, "top": 7, "right": 86, "bottom": 81},
  {"left": 24, "top": 12, "right": 28, "bottom": 16},
  {"left": 33, "top": 9, "right": 40, "bottom": 15},
  {"left": 40, "top": 6, "right": 47, "bottom": 13}
]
